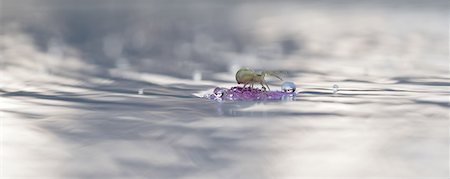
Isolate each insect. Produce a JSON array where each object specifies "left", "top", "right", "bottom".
[{"left": 235, "top": 67, "right": 283, "bottom": 91}]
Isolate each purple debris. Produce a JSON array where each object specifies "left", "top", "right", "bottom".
[{"left": 208, "top": 86, "right": 296, "bottom": 101}]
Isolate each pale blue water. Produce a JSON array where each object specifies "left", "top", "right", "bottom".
[{"left": 1, "top": 1, "right": 449, "bottom": 178}]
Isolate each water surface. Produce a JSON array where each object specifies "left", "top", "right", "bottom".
[{"left": 1, "top": 0, "right": 449, "bottom": 178}]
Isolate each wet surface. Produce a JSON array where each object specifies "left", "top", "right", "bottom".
[{"left": 1, "top": 0, "right": 449, "bottom": 178}]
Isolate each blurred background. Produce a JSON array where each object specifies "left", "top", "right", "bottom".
[
  {"left": 1, "top": 0, "right": 449, "bottom": 178},
  {"left": 1, "top": 0, "right": 448, "bottom": 80}
]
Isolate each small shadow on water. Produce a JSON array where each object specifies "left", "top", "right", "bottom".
[
  {"left": 2, "top": 109, "right": 46, "bottom": 119},
  {"left": 413, "top": 99, "right": 450, "bottom": 108},
  {"left": 392, "top": 76, "right": 450, "bottom": 86},
  {"left": 2, "top": 91, "right": 163, "bottom": 109}
]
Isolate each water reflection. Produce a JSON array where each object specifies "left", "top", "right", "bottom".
[{"left": 1, "top": 0, "right": 449, "bottom": 178}]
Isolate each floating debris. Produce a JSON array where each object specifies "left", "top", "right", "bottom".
[{"left": 207, "top": 86, "right": 296, "bottom": 101}]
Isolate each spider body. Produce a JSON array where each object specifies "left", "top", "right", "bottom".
[{"left": 235, "top": 68, "right": 282, "bottom": 91}]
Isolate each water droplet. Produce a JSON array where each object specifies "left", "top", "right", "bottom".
[
  {"left": 332, "top": 84, "right": 339, "bottom": 94},
  {"left": 281, "top": 81, "right": 296, "bottom": 93},
  {"left": 138, "top": 89, "right": 144, "bottom": 95},
  {"left": 214, "top": 88, "right": 227, "bottom": 98}
]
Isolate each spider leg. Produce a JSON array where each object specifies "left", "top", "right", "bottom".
[
  {"left": 260, "top": 82, "right": 267, "bottom": 91},
  {"left": 263, "top": 80, "right": 270, "bottom": 91}
]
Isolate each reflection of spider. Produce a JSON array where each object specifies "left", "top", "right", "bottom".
[{"left": 235, "top": 68, "right": 283, "bottom": 91}]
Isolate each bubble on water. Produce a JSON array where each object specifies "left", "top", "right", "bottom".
[
  {"left": 138, "top": 88, "right": 144, "bottom": 95},
  {"left": 332, "top": 84, "right": 339, "bottom": 94},
  {"left": 193, "top": 70, "right": 202, "bottom": 81},
  {"left": 281, "top": 81, "right": 296, "bottom": 93}
]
